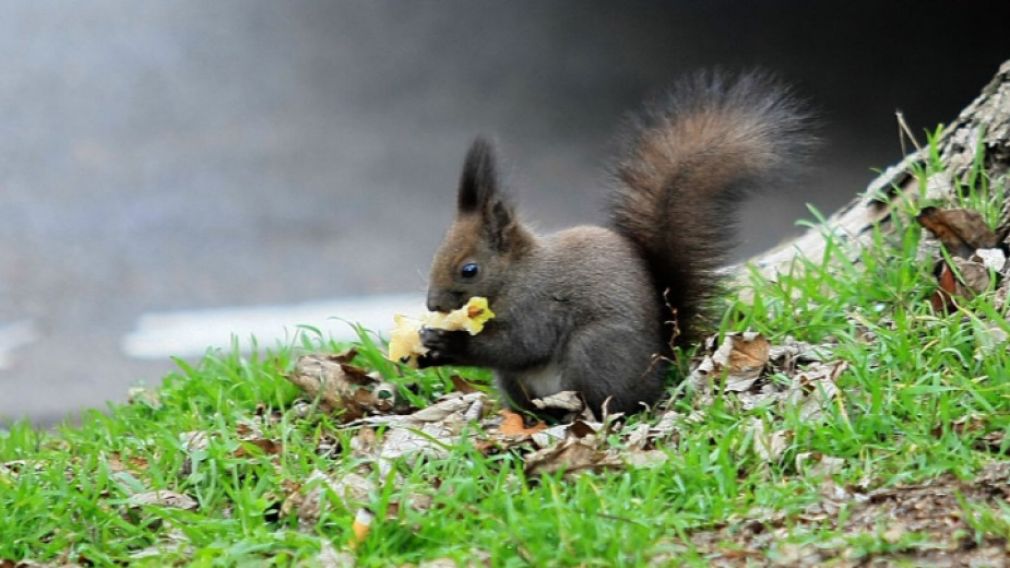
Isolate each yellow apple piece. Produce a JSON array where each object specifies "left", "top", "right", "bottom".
[{"left": 387, "top": 297, "right": 495, "bottom": 367}]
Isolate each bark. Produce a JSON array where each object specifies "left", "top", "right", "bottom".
[{"left": 746, "top": 59, "right": 1010, "bottom": 277}]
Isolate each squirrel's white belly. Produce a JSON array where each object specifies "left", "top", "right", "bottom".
[{"left": 521, "top": 362, "right": 564, "bottom": 399}]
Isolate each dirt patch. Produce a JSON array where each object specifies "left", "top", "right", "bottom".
[{"left": 684, "top": 462, "right": 1010, "bottom": 566}]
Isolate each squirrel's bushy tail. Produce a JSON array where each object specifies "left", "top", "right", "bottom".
[{"left": 609, "top": 70, "right": 815, "bottom": 343}]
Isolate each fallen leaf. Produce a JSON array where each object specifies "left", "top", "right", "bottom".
[
  {"left": 449, "top": 374, "right": 482, "bottom": 394},
  {"left": 179, "top": 430, "right": 210, "bottom": 452},
  {"left": 688, "top": 332, "right": 770, "bottom": 393},
  {"left": 750, "top": 419, "right": 791, "bottom": 463},
  {"left": 127, "top": 490, "right": 198, "bottom": 511},
  {"left": 498, "top": 410, "right": 547, "bottom": 437},
  {"left": 234, "top": 420, "right": 283, "bottom": 457},
  {"left": 623, "top": 449, "right": 669, "bottom": 469},
  {"left": 953, "top": 257, "right": 992, "bottom": 294},
  {"left": 317, "top": 540, "right": 355, "bottom": 568},
  {"left": 286, "top": 353, "right": 398, "bottom": 420},
  {"left": 973, "top": 247, "right": 1007, "bottom": 272},
  {"left": 126, "top": 386, "right": 162, "bottom": 409},
  {"left": 524, "top": 433, "right": 621, "bottom": 477},
  {"left": 106, "top": 452, "right": 150, "bottom": 474},
  {"left": 931, "top": 261, "right": 961, "bottom": 313},
  {"left": 795, "top": 452, "right": 845, "bottom": 476},
  {"left": 786, "top": 361, "right": 846, "bottom": 422},
  {"left": 281, "top": 470, "right": 376, "bottom": 528},
  {"left": 972, "top": 319, "right": 1009, "bottom": 359},
  {"left": 530, "top": 391, "right": 584, "bottom": 413},
  {"left": 916, "top": 207, "right": 998, "bottom": 257},
  {"left": 417, "top": 559, "right": 459, "bottom": 568}
]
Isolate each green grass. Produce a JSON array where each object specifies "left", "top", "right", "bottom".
[{"left": 3, "top": 129, "right": 1010, "bottom": 565}]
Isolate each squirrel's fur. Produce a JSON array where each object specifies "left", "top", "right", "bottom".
[{"left": 421, "top": 71, "right": 814, "bottom": 417}]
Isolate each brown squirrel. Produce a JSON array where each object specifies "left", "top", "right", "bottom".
[{"left": 419, "top": 71, "right": 813, "bottom": 417}]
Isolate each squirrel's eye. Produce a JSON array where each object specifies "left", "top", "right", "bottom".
[{"left": 460, "top": 262, "right": 479, "bottom": 279}]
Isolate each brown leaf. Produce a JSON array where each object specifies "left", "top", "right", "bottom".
[
  {"left": 530, "top": 391, "right": 584, "bottom": 413},
  {"left": 524, "top": 435, "right": 621, "bottom": 477},
  {"left": 449, "top": 374, "right": 482, "bottom": 394},
  {"left": 953, "top": 257, "right": 992, "bottom": 294},
  {"left": 689, "top": 332, "right": 770, "bottom": 393},
  {"left": 750, "top": 419, "right": 791, "bottom": 463},
  {"left": 286, "top": 354, "right": 398, "bottom": 420},
  {"left": 127, "top": 490, "right": 198, "bottom": 511},
  {"left": 498, "top": 410, "right": 547, "bottom": 437},
  {"left": 234, "top": 438, "right": 282, "bottom": 458},
  {"left": 795, "top": 452, "right": 845, "bottom": 476},
  {"left": 930, "top": 255, "right": 997, "bottom": 313},
  {"left": 317, "top": 540, "right": 356, "bottom": 568},
  {"left": 917, "top": 207, "right": 998, "bottom": 257},
  {"left": 623, "top": 449, "right": 669, "bottom": 469},
  {"left": 233, "top": 421, "right": 283, "bottom": 457},
  {"left": 931, "top": 261, "right": 960, "bottom": 312},
  {"left": 686, "top": 461, "right": 1010, "bottom": 564},
  {"left": 281, "top": 470, "right": 376, "bottom": 528},
  {"left": 126, "top": 386, "right": 162, "bottom": 409},
  {"left": 106, "top": 452, "right": 150, "bottom": 474}
]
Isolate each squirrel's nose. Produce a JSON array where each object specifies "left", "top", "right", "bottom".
[{"left": 426, "top": 290, "right": 462, "bottom": 313}]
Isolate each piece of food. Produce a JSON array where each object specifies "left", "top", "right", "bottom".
[
  {"left": 387, "top": 296, "right": 495, "bottom": 367},
  {"left": 349, "top": 507, "right": 374, "bottom": 549}
]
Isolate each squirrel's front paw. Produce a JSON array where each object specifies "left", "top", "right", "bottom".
[{"left": 418, "top": 328, "right": 469, "bottom": 367}]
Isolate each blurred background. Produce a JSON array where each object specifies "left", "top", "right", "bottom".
[{"left": 1, "top": 1, "right": 1007, "bottom": 425}]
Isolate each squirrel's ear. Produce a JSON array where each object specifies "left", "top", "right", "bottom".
[
  {"left": 457, "top": 137, "right": 523, "bottom": 252},
  {"left": 457, "top": 137, "right": 497, "bottom": 215},
  {"left": 485, "top": 198, "right": 518, "bottom": 252}
]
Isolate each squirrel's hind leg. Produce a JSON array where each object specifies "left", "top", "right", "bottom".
[{"left": 561, "top": 324, "right": 667, "bottom": 417}]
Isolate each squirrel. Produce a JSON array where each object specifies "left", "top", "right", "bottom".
[{"left": 419, "top": 71, "right": 814, "bottom": 418}]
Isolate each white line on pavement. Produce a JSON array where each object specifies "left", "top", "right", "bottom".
[
  {"left": 120, "top": 294, "right": 426, "bottom": 359},
  {"left": 0, "top": 320, "right": 39, "bottom": 370}
]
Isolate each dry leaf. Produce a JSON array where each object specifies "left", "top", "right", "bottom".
[
  {"left": 973, "top": 319, "right": 1009, "bottom": 359},
  {"left": 973, "top": 247, "right": 1007, "bottom": 272},
  {"left": 916, "top": 207, "right": 998, "bottom": 257},
  {"left": 180, "top": 430, "right": 210, "bottom": 452},
  {"left": 785, "top": 361, "right": 846, "bottom": 422},
  {"left": 498, "top": 410, "right": 547, "bottom": 437},
  {"left": 624, "top": 423, "right": 652, "bottom": 450},
  {"left": 623, "top": 449, "right": 669, "bottom": 469},
  {"left": 106, "top": 452, "right": 150, "bottom": 474},
  {"left": 687, "top": 461, "right": 1010, "bottom": 565},
  {"left": 953, "top": 257, "right": 992, "bottom": 294},
  {"left": 317, "top": 540, "right": 355, "bottom": 568},
  {"left": 524, "top": 432, "right": 621, "bottom": 477},
  {"left": 127, "top": 386, "right": 162, "bottom": 409},
  {"left": 795, "top": 452, "right": 845, "bottom": 476},
  {"left": 344, "top": 392, "right": 488, "bottom": 475},
  {"left": 127, "top": 490, "right": 198, "bottom": 511},
  {"left": 530, "top": 391, "right": 584, "bottom": 413},
  {"left": 234, "top": 420, "right": 283, "bottom": 457},
  {"left": 750, "top": 419, "right": 791, "bottom": 463},
  {"left": 417, "top": 559, "right": 459, "bottom": 568},
  {"left": 688, "top": 332, "right": 770, "bottom": 393},
  {"left": 449, "top": 374, "right": 482, "bottom": 394},
  {"left": 281, "top": 470, "right": 376, "bottom": 528},
  {"left": 931, "top": 260, "right": 962, "bottom": 312},
  {"left": 286, "top": 353, "right": 397, "bottom": 420}
]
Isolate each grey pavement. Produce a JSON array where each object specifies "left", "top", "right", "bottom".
[{"left": 1, "top": 2, "right": 1006, "bottom": 424}]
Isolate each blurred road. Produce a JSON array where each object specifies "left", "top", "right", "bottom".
[{"left": 1, "top": 2, "right": 1006, "bottom": 424}]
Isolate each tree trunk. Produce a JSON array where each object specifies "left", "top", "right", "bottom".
[{"left": 746, "top": 60, "right": 1010, "bottom": 277}]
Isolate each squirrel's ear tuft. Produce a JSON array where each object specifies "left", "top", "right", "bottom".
[
  {"left": 486, "top": 199, "right": 517, "bottom": 251},
  {"left": 457, "top": 137, "right": 498, "bottom": 214}
]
